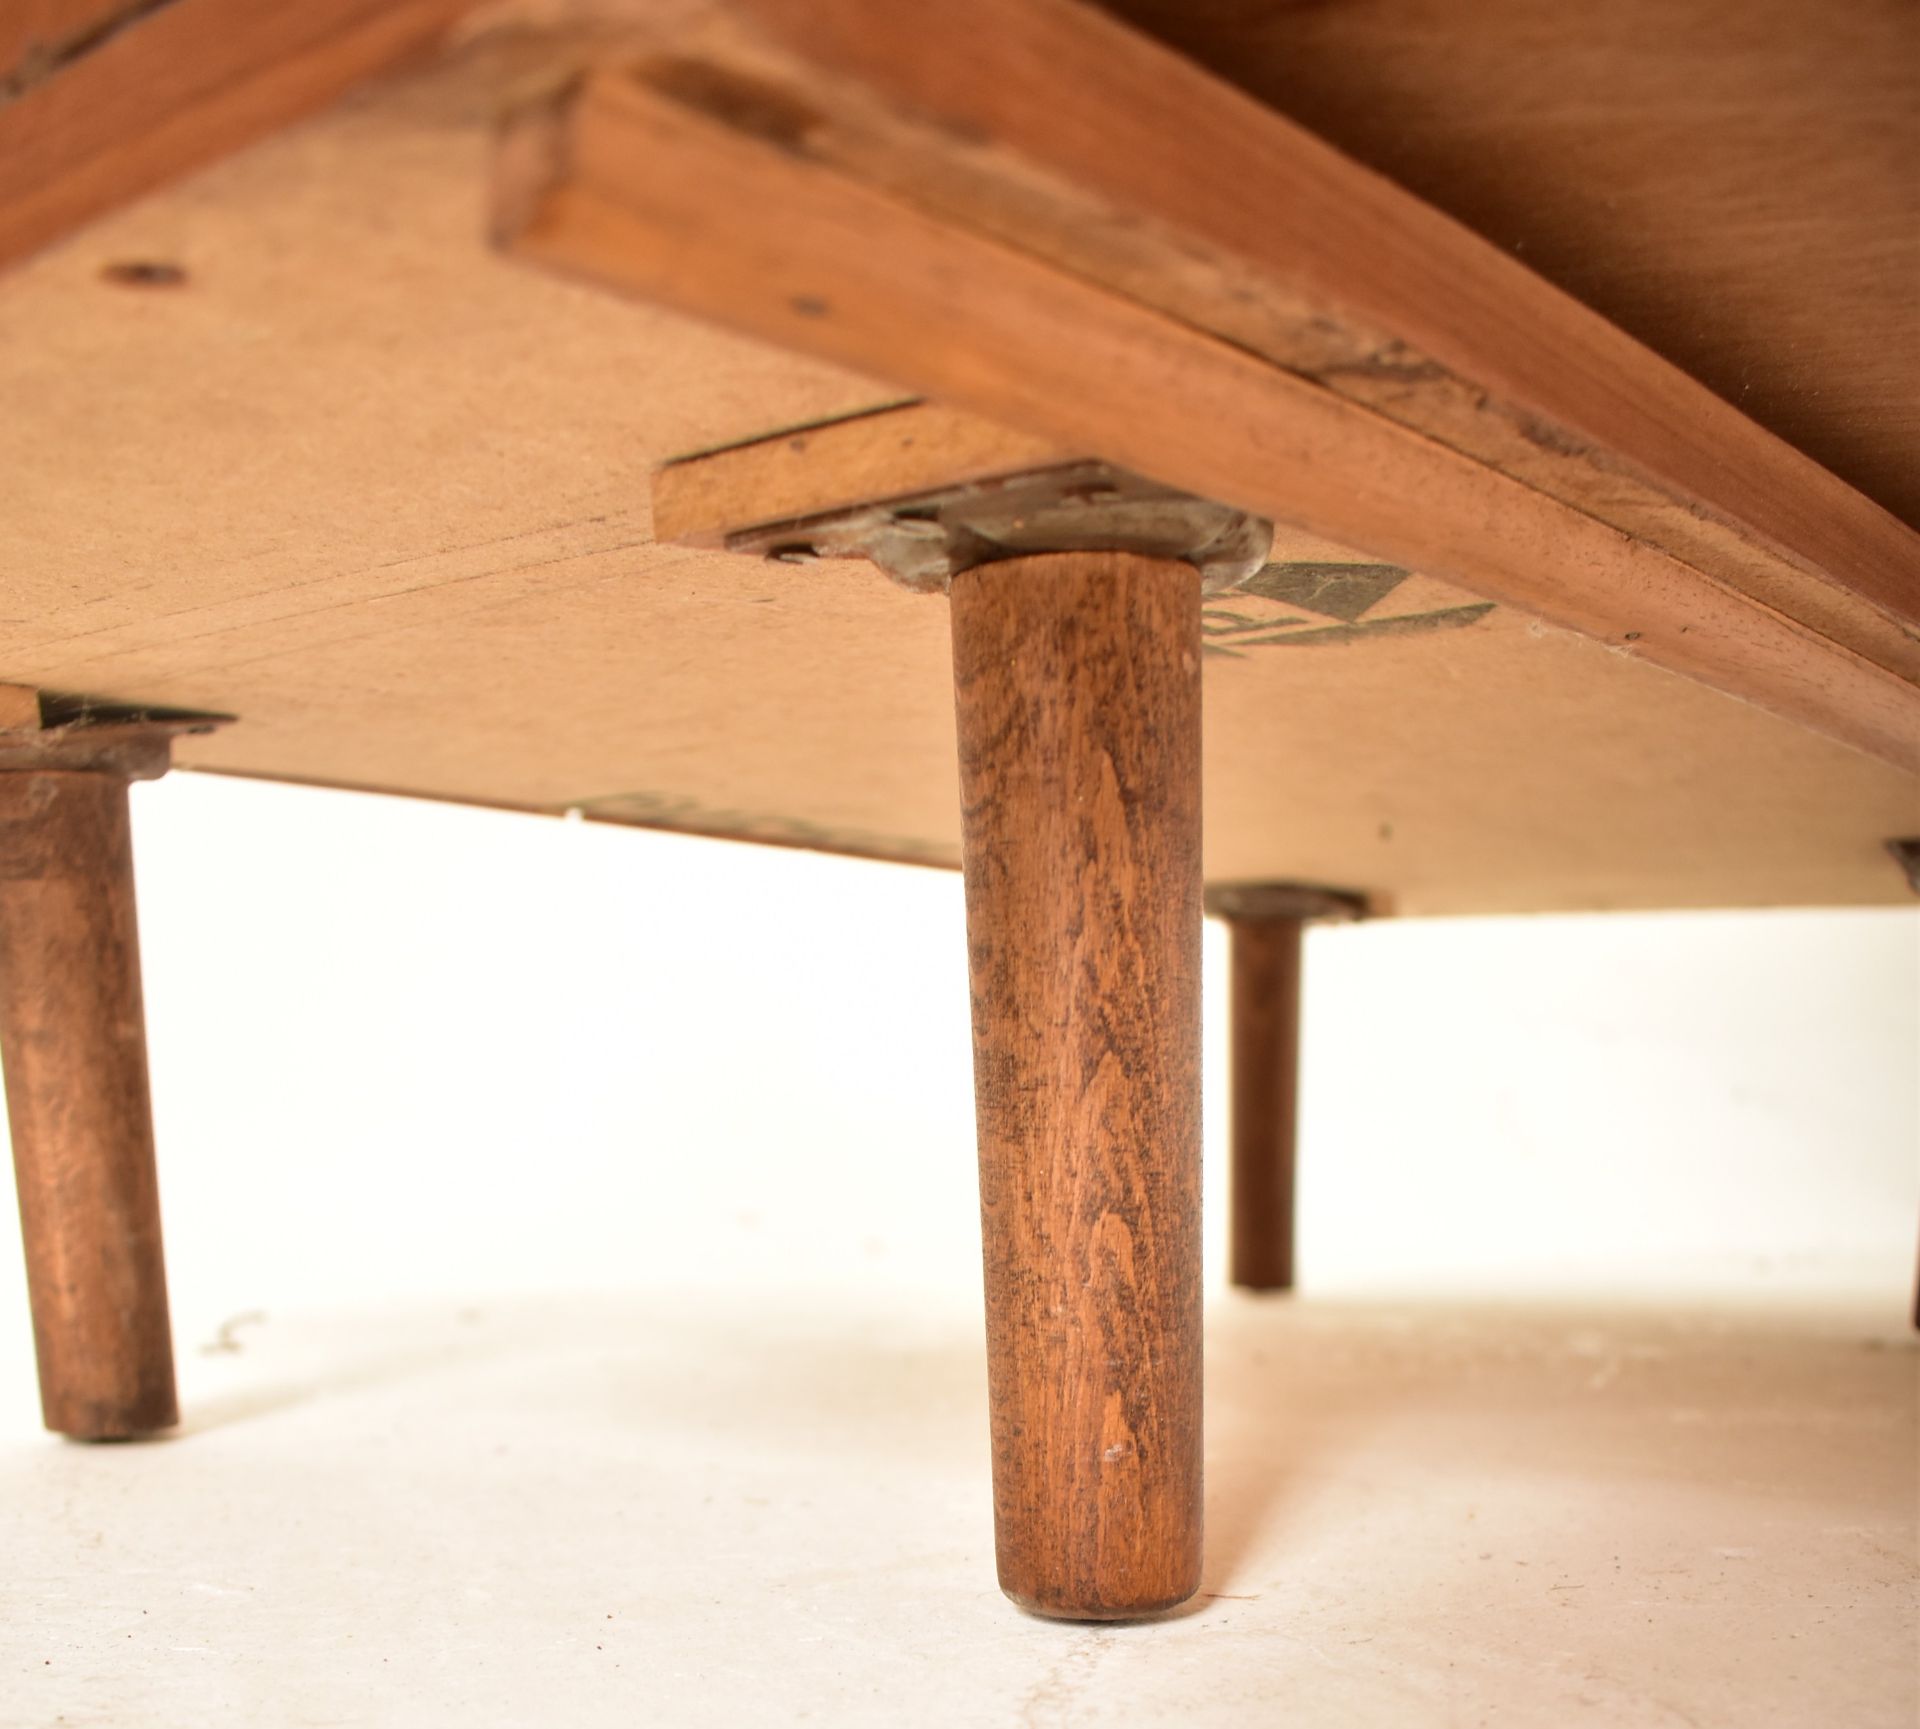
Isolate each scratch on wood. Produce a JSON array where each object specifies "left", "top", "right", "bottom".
[{"left": 0, "top": 0, "right": 178, "bottom": 106}]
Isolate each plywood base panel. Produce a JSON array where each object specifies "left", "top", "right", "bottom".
[{"left": 2, "top": 61, "right": 1915, "bottom": 913}]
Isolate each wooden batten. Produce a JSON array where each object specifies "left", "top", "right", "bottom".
[
  {"left": 0, "top": 0, "right": 484, "bottom": 274},
  {"left": 668, "top": 0, "right": 1920, "bottom": 659},
  {"left": 652, "top": 402, "right": 1067, "bottom": 549},
  {"left": 498, "top": 69, "right": 1920, "bottom": 774},
  {"left": 651, "top": 401, "right": 1390, "bottom": 574},
  {"left": 0, "top": 0, "right": 1912, "bottom": 912}
]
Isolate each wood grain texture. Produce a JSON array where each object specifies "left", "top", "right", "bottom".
[
  {"left": 636, "top": 0, "right": 1920, "bottom": 659},
  {"left": 1103, "top": 0, "right": 1920, "bottom": 534},
  {"left": 0, "top": 0, "right": 479, "bottom": 273},
  {"left": 1225, "top": 914, "right": 1303, "bottom": 1294},
  {"left": 951, "top": 551, "right": 1203, "bottom": 1619},
  {"left": 0, "top": 20, "right": 1915, "bottom": 912},
  {"left": 0, "top": 0, "right": 153, "bottom": 94},
  {"left": 7, "top": 0, "right": 1913, "bottom": 571},
  {"left": 653, "top": 399, "right": 1391, "bottom": 571},
  {"left": 0, "top": 685, "right": 44, "bottom": 730},
  {"left": 0, "top": 770, "right": 175, "bottom": 1439},
  {"left": 653, "top": 401, "right": 1060, "bottom": 547},
  {"left": 499, "top": 71, "right": 1920, "bottom": 773}
]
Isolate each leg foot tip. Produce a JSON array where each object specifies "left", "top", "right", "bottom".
[
  {"left": 45, "top": 1397, "right": 180, "bottom": 1442},
  {"left": 1000, "top": 1577, "right": 1203, "bottom": 1622}
]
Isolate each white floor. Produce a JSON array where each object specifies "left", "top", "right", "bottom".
[
  {"left": 2, "top": 782, "right": 1917, "bottom": 1724},
  {"left": 3, "top": 1289, "right": 1914, "bottom": 1727}
]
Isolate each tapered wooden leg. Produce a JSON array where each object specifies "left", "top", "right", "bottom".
[
  {"left": 1226, "top": 915, "right": 1303, "bottom": 1292},
  {"left": 0, "top": 770, "right": 177, "bottom": 1439},
  {"left": 950, "top": 549, "right": 1203, "bottom": 1620}
]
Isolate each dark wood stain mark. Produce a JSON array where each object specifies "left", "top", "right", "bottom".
[
  {"left": 0, "top": 0, "right": 176, "bottom": 105},
  {"left": 99, "top": 258, "right": 186, "bottom": 287},
  {"left": 635, "top": 54, "right": 827, "bottom": 154}
]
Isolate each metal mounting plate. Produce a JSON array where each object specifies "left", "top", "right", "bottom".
[
  {"left": 0, "top": 695, "right": 233, "bottom": 780},
  {"left": 1205, "top": 881, "right": 1372, "bottom": 923},
  {"left": 722, "top": 461, "right": 1274, "bottom": 594}
]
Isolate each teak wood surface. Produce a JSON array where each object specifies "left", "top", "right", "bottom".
[
  {"left": 0, "top": 0, "right": 1914, "bottom": 912},
  {"left": 502, "top": 66, "right": 1919, "bottom": 773},
  {"left": 612, "top": 0, "right": 1920, "bottom": 662},
  {"left": 0, "top": 0, "right": 1915, "bottom": 1618},
  {"left": 952, "top": 551, "right": 1204, "bottom": 1618},
  {"left": 0, "top": 769, "right": 175, "bottom": 1439},
  {"left": 1225, "top": 916, "right": 1305, "bottom": 1295}
]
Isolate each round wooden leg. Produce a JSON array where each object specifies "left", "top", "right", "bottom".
[
  {"left": 1226, "top": 914, "right": 1303, "bottom": 1292},
  {"left": 0, "top": 771, "right": 177, "bottom": 1440},
  {"left": 950, "top": 549, "right": 1203, "bottom": 1619}
]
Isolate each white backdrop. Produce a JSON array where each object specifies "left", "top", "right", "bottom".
[{"left": 0, "top": 771, "right": 1914, "bottom": 1437}]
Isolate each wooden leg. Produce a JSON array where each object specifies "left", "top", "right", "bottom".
[
  {"left": 1226, "top": 914, "right": 1304, "bottom": 1292},
  {"left": 950, "top": 549, "right": 1203, "bottom": 1620},
  {"left": 0, "top": 770, "right": 177, "bottom": 1439}
]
